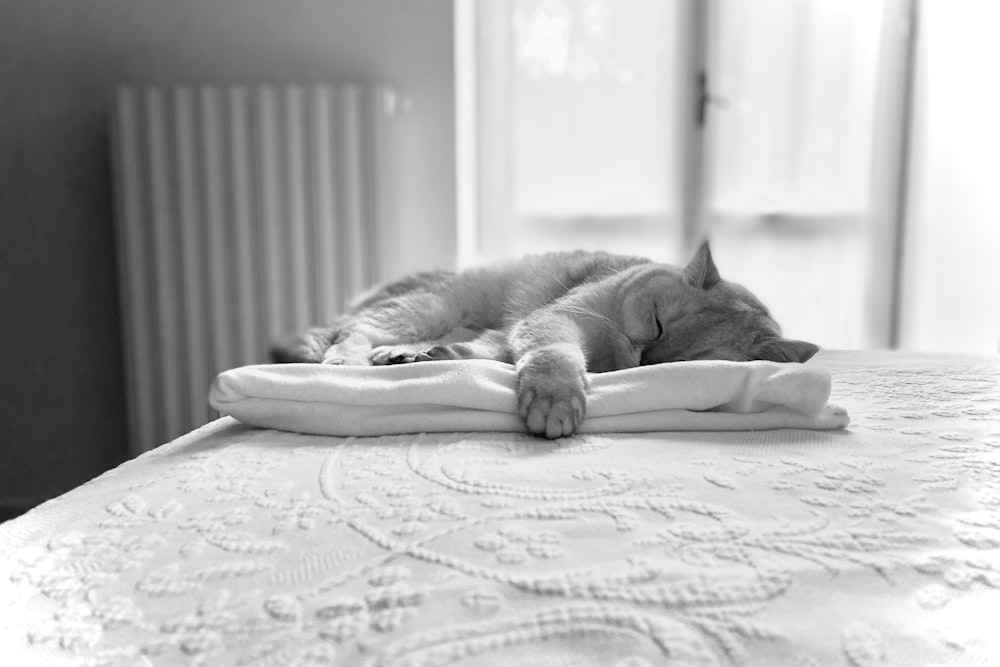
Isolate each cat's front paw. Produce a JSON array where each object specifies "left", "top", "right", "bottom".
[
  {"left": 518, "top": 388, "right": 586, "bottom": 439},
  {"left": 323, "top": 345, "right": 372, "bottom": 366},
  {"left": 516, "top": 347, "right": 589, "bottom": 439},
  {"left": 370, "top": 346, "right": 420, "bottom": 365},
  {"left": 370, "top": 344, "right": 464, "bottom": 365}
]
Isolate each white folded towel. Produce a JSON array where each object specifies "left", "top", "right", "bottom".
[{"left": 208, "top": 359, "right": 850, "bottom": 437}]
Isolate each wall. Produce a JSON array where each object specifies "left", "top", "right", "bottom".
[
  {"left": 0, "top": 0, "right": 455, "bottom": 510},
  {"left": 900, "top": 0, "right": 1000, "bottom": 353}
]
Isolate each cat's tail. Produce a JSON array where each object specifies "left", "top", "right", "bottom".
[{"left": 269, "top": 326, "right": 340, "bottom": 363}]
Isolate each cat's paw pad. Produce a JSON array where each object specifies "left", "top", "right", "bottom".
[
  {"left": 416, "top": 345, "right": 460, "bottom": 361},
  {"left": 517, "top": 382, "right": 587, "bottom": 439},
  {"left": 370, "top": 346, "right": 419, "bottom": 365},
  {"left": 516, "top": 347, "right": 589, "bottom": 439}
]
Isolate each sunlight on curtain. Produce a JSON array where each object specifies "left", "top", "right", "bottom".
[
  {"left": 709, "top": 0, "right": 883, "bottom": 216},
  {"left": 507, "top": 0, "right": 683, "bottom": 261},
  {"left": 899, "top": 0, "right": 1000, "bottom": 354},
  {"left": 706, "top": 0, "right": 888, "bottom": 350}
]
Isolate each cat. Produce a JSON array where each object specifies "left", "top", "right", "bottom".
[{"left": 271, "top": 243, "right": 818, "bottom": 439}]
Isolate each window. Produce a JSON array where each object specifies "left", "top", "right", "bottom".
[
  {"left": 704, "top": 0, "right": 893, "bottom": 350},
  {"left": 460, "top": 0, "right": 691, "bottom": 264},
  {"left": 459, "top": 0, "right": 917, "bottom": 350}
]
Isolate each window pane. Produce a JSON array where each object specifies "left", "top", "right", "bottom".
[
  {"left": 508, "top": 0, "right": 684, "bottom": 261},
  {"left": 706, "top": 0, "right": 888, "bottom": 349},
  {"left": 709, "top": 0, "right": 884, "bottom": 215}
]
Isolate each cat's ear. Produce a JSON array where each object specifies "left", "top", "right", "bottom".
[
  {"left": 754, "top": 338, "right": 819, "bottom": 363},
  {"left": 684, "top": 242, "right": 722, "bottom": 289}
]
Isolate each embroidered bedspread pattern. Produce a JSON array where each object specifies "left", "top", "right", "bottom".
[{"left": 2, "top": 352, "right": 999, "bottom": 666}]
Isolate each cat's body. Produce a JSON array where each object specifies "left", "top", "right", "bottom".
[{"left": 272, "top": 244, "right": 818, "bottom": 438}]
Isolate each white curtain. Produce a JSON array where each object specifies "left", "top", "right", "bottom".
[
  {"left": 899, "top": 0, "right": 1000, "bottom": 353},
  {"left": 709, "top": 0, "right": 885, "bottom": 217}
]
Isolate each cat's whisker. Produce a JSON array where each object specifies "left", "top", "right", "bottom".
[{"left": 555, "top": 304, "right": 620, "bottom": 334}]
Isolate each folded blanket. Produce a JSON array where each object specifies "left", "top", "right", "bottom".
[{"left": 209, "top": 359, "right": 850, "bottom": 436}]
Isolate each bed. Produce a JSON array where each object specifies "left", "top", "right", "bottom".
[{"left": 2, "top": 350, "right": 998, "bottom": 666}]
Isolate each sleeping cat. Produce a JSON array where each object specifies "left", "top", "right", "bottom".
[{"left": 271, "top": 243, "right": 818, "bottom": 439}]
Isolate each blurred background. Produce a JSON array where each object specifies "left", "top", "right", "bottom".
[{"left": 1, "top": 0, "right": 997, "bottom": 517}]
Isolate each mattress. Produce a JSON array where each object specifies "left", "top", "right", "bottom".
[{"left": 2, "top": 350, "right": 998, "bottom": 666}]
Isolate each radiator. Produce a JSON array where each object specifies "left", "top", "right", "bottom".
[{"left": 112, "top": 84, "right": 395, "bottom": 455}]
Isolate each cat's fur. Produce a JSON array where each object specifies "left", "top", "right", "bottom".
[{"left": 271, "top": 243, "right": 818, "bottom": 438}]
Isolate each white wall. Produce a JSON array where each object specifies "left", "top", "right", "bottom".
[{"left": 900, "top": 0, "right": 1000, "bottom": 353}]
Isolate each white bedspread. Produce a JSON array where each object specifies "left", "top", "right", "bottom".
[{"left": 2, "top": 351, "right": 999, "bottom": 666}]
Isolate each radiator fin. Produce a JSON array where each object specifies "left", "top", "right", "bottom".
[{"left": 112, "top": 84, "right": 392, "bottom": 454}]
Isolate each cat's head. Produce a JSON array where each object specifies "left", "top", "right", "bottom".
[{"left": 624, "top": 243, "right": 818, "bottom": 365}]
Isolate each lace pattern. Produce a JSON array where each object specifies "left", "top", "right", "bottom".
[{"left": 2, "top": 351, "right": 998, "bottom": 665}]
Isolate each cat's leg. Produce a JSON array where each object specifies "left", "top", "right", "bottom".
[
  {"left": 419, "top": 328, "right": 512, "bottom": 362},
  {"left": 323, "top": 322, "right": 400, "bottom": 366},
  {"left": 324, "top": 292, "right": 475, "bottom": 365},
  {"left": 270, "top": 326, "right": 339, "bottom": 363},
  {"left": 508, "top": 305, "right": 592, "bottom": 439},
  {"left": 270, "top": 317, "right": 384, "bottom": 366},
  {"left": 371, "top": 328, "right": 512, "bottom": 365}
]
